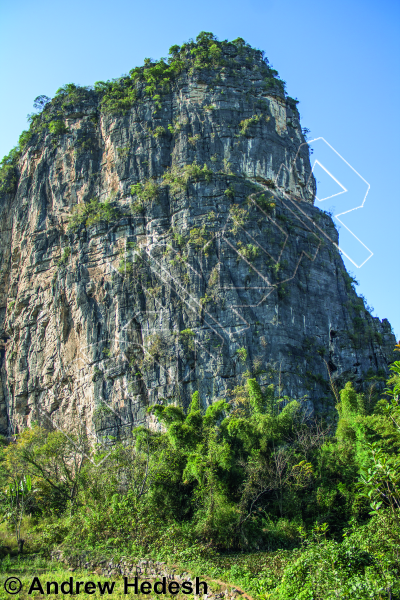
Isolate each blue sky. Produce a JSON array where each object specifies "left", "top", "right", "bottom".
[{"left": 1, "top": 0, "right": 399, "bottom": 338}]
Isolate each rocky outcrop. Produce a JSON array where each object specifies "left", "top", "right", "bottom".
[{"left": 0, "top": 34, "right": 395, "bottom": 437}]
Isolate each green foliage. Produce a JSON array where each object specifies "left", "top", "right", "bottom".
[
  {"left": 130, "top": 179, "right": 160, "bottom": 213},
  {"left": 143, "top": 333, "right": 166, "bottom": 365},
  {"left": 246, "top": 378, "right": 264, "bottom": 413},
  {"left": 90, "top": 31, "right": 285, "bottom": 120},
  {"left": 1, "top": 31, "right": 289, "bottom": 193},
  {"left": 179, "top": 329, "right": 195, "bottom": 351},
  {"left": 18, "top": 129, "right": 34, "bottom": 149},
  {"left": 48, "top": 120, "right": 68, "bottom": 136},
  {"left": 188, "top": 225, "right": 208, "bottom": 249},
  {"left": 33, "top": 95, "right": 51, "bottom": 111},
  {"left": 2, "top": 426, "right": 90, "bottom": 515},
  {"left": 57, "top": 247, "right": 71, "bottom": 267},
  {"left": 0, "top": 148, "right": 20, "bottom": 194},
  {"left": 236, "top": 347, "right": 248, "bottom": 363},
  {"left": 162, "top": 161, "right": 213, "bottom": 196},
  {"left": 116, "top": 145, "right": 129, "bottom": 158},
  {"left": 94, "top": 79, "right": 138, "bottom": 114},
  {"left": 273, "top": 518, "right": 399, "bottom": 599},
  {"left": 2, "top": 356, "right": 400, "bottom": 596},
  {"left": 7, "top": 300, "right": 16, "bottom": 313},
  {"left": 188, "top": 133, "right": 201, "bottom": 145},
  {"left": 224, "top": 186, "right": 235, "bottom": 199},
  {"left": 189, "top": 32, "right": 224, "bottom": 70},
  {"left": 152, "top": 125, "right": 166, "bottom": 138},
  {"left": 236, "top": 241, "right": 259, "bottom": 262},
  {"left": 229, "top": 205, "right": 248, "bottom": 234},
  {"left": 67, "top": 198, "right": 119, "bottom": 231},
  {"left": 0, "top": 32, "right": 398, "bottom": 591},
  {"left": 254, "top": 193, "right": 276, "bottom": 213},
  {"left": 277, "top": 282, "right": 289, "bottom": 301},
  {"left": 239, "top": 114, "right": 261, "bottom": 135},
  {"left": 343, "top": 270, "right": 359, "bottom": 292},
  {"left": 263, "top": 67, "right": 286, "bottom": 95},
  {"left": 357, "top": 441, "right": 400, "bottom": 523},
  {"left": 118, "top": 256, "right": 134, "bottom": 277},
  {"left": 222, "top": 158, "right": 233, "bottom": 174},
  {"left": 55, "top": 82, "right": 89, "bottom": 104},
  {"left": 0, "top": 474, "right": 35, "bottom": 552}
]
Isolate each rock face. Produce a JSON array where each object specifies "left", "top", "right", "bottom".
[{"left": 0, "top": 34, "right": 395, "bottom": 438}]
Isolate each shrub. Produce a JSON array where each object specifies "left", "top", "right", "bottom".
[
  {"left": 48, "top": 120, "right": 68, "bottom": 135},
  {"left": 162, "top": 162, "right": 212, "bottom": 196},
  {"left": 275, "top": 514, "right": 400, "bottom": 599},
  {"left": 152, "top": 126, "right": 166, "bottom": 138},
  {"left": 188, "top": 134, "right": 201, "bottom": 145},
  {"left": 229, "top": 205, "right": 248, "bottom": 234},
  {"left": 95, "top": 79, "right": 138, "bottom": 115},
  {"left": 239, "top": 115, "right": 261, "bottom": 136},
  {"left": 18, "top": 129, "right": 34, "bottom": 150},
  {"left": 254, "top": 193, "right": 275, "bottom": 213},
  {"left": 67, "top": 199, "right": 119, "bottom": 231},
  {"left": 224, "top": 187, "right": 235, "bottom": 200},
  {"left": 118, "top": 256, "right": 134, "bottom": 277},
  {"left": 188, "top": 225, "right": 208, "bottom": 248},
  {"left": 236, "top": 347, "right": 248, "bottom": 363},
  {"left": 130, "top": 179, "right": 160, "bottom": 213},
  {"left": 116, "top": 146, "right": 130, "bottom": 158},
  {"left": 57, "top": 247, "right": 71, "bottom": 267},
  {"left": 236, "top": 242, "right": 259, "bottom": 262},
  {"left": 277, "top": 282, "right": 289, "bottom": 300},
  {"left": 0, "top": 148, "right": 20, "bottom": 194},
  {"left": 179, "top": 329, "right": 195, "bottom": 351},
  {"left": 54, "top": 83, "right": 91, "bottom": 111}
]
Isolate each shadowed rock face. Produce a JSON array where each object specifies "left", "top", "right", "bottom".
[{"left": 0, "top": 37, "right": 395, "bottom": 438}]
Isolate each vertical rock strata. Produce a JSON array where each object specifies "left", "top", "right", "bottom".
[{"left": 0, "top": 36, "right": 395, "bottom": 437}]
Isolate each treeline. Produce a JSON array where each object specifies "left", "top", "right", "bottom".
[{"left": 1, "top": 356, "right": 400, "bottom": 598}]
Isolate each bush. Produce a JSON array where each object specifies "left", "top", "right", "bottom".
[
  {"left": 57, "top": 247, "right": 71, "bottom": 267},
  {"left": 67, "top": 199, "right": 119, "bottom": 231},
  {"left": 131, "top": 180, "right": 160, "bottom": 203},
  {"left": 1, "top": 355, "right": 400, "bottom": 597},
  {"left": 96, "top": 80, "right": 138, "bottom": 115},
  {"left": 152, "top": 126, "right": 166, "bottom": 138},
  {"left": 239, "top": 115, "right": 261, "bottom": 136},
  {"left": 48, "top": 120, "right": 68, "bottom": 136},
  {"left": 236, "top": 241, "right": 259, "bottom": 262},
  {"left": 275, "top": 513, "right": 400, "bottom": 599},
  {"left": 130, "top": 179, "right": 160, "bottom": 213},
  {"left": 0, "top": 148, "right": 20, "bottom": 194},
  {"left": 162, "top": 161, "right": 213, "bottom": 196}
]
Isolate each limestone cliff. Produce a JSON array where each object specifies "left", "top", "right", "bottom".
[{"left": 0, "top": 33, "right": 395, "bottom": 438}]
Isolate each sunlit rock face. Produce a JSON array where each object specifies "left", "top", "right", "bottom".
[{"left": 0, "top": 36, "right": 395, "bottom": 438}]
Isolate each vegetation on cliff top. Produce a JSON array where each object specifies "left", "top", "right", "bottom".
[{"left": 0, "top": 31, "right": 290, "bottom": 195}]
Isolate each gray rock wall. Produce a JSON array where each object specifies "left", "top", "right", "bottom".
[{"left": 0, "top": 41, "right": 395, "bottom": 437}]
